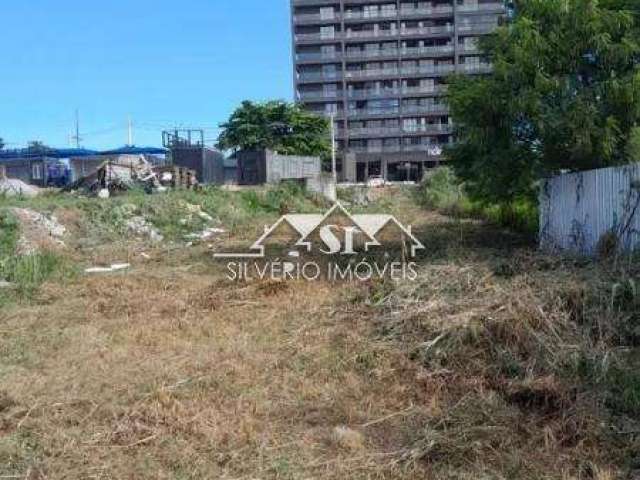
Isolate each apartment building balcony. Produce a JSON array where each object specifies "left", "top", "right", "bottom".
[
  {"left": 402, "top": 85, "right": 448, "bottom": 96},
  {"left": 401, "top": 143, "right": 441, "bottom": 152},
  {"left": 343, "top": 10, "right": 398, "bottom": 21},
  {"left": 296, "top": 51, "right": 342, "bottom": 63},
  {"left": 292, "top": 0, "right": 337, "bottom": 5},
  {"left": 349, "top": 126, "right": 402, "bottom": 137},
  {"left": 293, "top": 12, "right": 341, "bottom": 24},
  {"left": 345, "top": 68, "right": 399, "bottom": 79},
  {"left": 297, "top": 71, "right": 343, "bottom": 83},
  {"left": 345, "top": 29, "right": 398, "bottom": 40},
  {"left": 342, "top": 45, "right": 455, "bottom": 61},
  {"left": 400, "top": 25, "right": 454, "bottom": 37},
  {"left": 399, "top": 5, "right": 454, "bottom": 18},
  {"left": 401, "top": 64, "right": 456, "bottom": 76},
  {"left": 347, "top": 107, "right": 400, "bottom": 118},
  {"left": 459, "top": 43, "right": 479, "bottom": 53},
  {"left": 457, "top": 22, "right": 499, "bottom": 34},
  {"left": 297, "top": 90, "right": 343, "bottom": 101},
  {"left": 346, "top": 105, "right": 450, "bottom": 119},
  {"left": 403, "top": 123, "right": 453, "bottom": 135},
  {"left": 295, "top": 32, "right": 342, "bottom": 44},
  {"left": 402, "top": 104, "right": 449, "bottom": 115},
  {"left": 401, "top": 45, "right": 455, "bottom": 57},
  {"left": 458, "top": 63, "right": 493, "bottom": 74},
  {"left": 347, "top": 89, "right": 399, "bottom": 99},
  {"left": 345, "top": 48, "right": 399, "bottom": 60},
  {"left": 457, "top": 2, "right": 505, "bottom": 13}
]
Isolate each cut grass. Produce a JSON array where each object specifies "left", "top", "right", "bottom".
[{"left": 0, "top": 186, "right": 638, "bottom": 478}]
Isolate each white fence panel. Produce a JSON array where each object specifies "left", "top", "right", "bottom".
[{"left": 539, "top": 165, "right": 640, "bottom": 255}]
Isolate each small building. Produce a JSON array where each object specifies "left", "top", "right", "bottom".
[
  {"left": 0, "top": 148, "right": 96, "bottom": 187},
  {"left": 236, "top": 150, "right": 321, "bottom": 185}
]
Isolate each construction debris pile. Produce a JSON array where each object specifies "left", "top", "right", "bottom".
[
  {"left": 67, "top": 156, "right": 197, "bottom": 197},
  {"left": 9, "top": 208, "right": 67, "bottom": 255}
]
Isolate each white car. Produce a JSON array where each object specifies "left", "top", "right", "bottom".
[{"left": 367, "top": 176, "right": 386, "bottom": 188}]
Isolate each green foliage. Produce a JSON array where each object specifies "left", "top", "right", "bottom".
[
  {"left": 419, "top": 167, "right": 466, "bottom": 213},
  {"left": 1, "top": 252, "right": 75, "bottom": 291},
  {"left": 627, "top": 126, "right": 640, "bottom": 162},
  {"left": 216, "top": 100, "right": 331, "bottom": 158},
  {"left": 0, "top": 210, "right": 19, "bottom": 258},
  {"left": 447, "top": 0, "right": 640, "bottom": 203},
  {"left": 0, "top": 209, "right": 76, "bottom": 307},
  {"left": 417, "top": 168, "right": 539, "bottom": 234}
]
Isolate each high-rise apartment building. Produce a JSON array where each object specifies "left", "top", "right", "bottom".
[{"left": 291, "top": 0, "right": 505, "bottom": 182}]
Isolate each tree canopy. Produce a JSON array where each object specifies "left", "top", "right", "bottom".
[
  {"left": 446, "top": 0, "right": 640, "bottom": 203},
  {"left": 217, "top": 100, "right": 331, "bottom": 158}
]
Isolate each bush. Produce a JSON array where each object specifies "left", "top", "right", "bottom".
[{"left": 418, "top": 167, "right": 539, "bottom": 236}]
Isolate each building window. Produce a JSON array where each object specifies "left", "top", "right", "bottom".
[{"left": 32, "top": 163, "right": 43, "bottom": 180}]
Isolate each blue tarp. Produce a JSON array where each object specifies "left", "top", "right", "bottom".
[{"left": 99, "top": 146, "right": 167, "bottom": 156}]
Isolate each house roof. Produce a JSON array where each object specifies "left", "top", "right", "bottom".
[
  {"left": 0, "top": 145, "right": 167, "bottom": 162},
  {"left": 0, "top": 148, "right": 100, "bottom": 160}
]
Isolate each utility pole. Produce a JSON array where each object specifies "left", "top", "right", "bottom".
[
  {"left": 330, "top": 113, "right": 337, "bottom": 184},
  {"left": 127, "top": 116, "right": 133, "bottom": 146},
  {"left": 75, "top": 109, "right": 80, "bottom": 148}
]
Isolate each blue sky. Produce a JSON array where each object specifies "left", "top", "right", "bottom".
[{"left": 0, "top": 0, "right": 293, "bottom": 150}]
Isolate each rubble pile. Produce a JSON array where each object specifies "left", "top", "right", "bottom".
[
  {"left": 10, "top": 208, "right": 67, "bottom": 255},
  {"left": 67, "top": 156, "right": 198, "bottom": 197}
]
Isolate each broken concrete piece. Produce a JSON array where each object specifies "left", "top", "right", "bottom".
[
  {"left": 125, "top": 216, "right": 164, "bottom": 243},
  {"left": 85, "top": 263, "right": 131, "bottom": 274},
  {"left": 185, "top": 227, "right": 226, "bottom": 242}
]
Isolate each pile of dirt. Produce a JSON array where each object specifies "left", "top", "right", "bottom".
[
  {"left": 0, "top": 178, "right": 40, "bottom": 197},
  {"left": 10, "top": 208, "right": 67, "bottom": 254}
]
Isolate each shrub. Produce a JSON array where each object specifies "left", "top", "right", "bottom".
[{"left": 418, "top": 167, "right": 539, "bottom": 236}]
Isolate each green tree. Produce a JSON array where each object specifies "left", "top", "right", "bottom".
[
  {"left": 447, "top": 0, "right": 640, "bottom": 204},
  {"left": 217, "top": 100, "right": 331, "bottom": 157}
]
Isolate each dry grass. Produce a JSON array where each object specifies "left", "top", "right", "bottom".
[
  {"left": 0, "top": 188, "right": 638, "bottom": 479},
  {"left": 352, "top": 218, "right": 640, "bottom": 479},
  {"left": 0, "top": 244, "right": 430, "bottom": 479}
]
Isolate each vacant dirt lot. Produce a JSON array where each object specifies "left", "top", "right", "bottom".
[{"left": 1, "top": 188, "right": 638, "bottom": 479}]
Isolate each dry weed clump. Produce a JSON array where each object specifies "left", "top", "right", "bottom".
[{"left": 354, "top": 225, "right": 640, "bottom": 478}]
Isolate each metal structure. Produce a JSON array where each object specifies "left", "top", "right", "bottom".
[
  {"left": 163, "top": 129, "right": 225, "bottom": 184},
  {"left": 540, "top": 165, "right": 640, "bottom": 255},
  {"left": 291, "top": 0, "right": 505, "bottom": 182}
]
